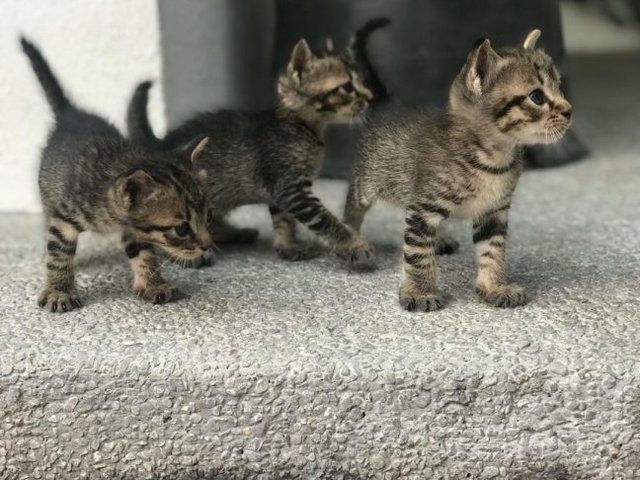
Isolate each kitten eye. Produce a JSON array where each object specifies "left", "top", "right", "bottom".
[
  {"left": 175, "top": 222, "right": 192, "bottom": 237},
  {"left": 341, "top": 82, "right": 354, "bottom": 94},
  {"left": 529, "top": 89, "right": 546, "bottom": 106}
]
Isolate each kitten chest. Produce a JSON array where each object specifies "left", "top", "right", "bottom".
[{"left": 450, "top": 170, "right": 520, "bottom": 219}]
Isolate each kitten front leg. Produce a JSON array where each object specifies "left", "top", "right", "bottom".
[
  {"left": 473, "top": 207, "right": 527, "bottom": 307},
  {"left": 343, "top": 182, "right": 371, "bottom": 234},
  {"left": 124, "top": 238, "right": 181, "bottom": 304},
  {"left": 399, "top": 203, "right": 448, "bottom": 312},
  {"left": 38, "top": 217, "right": 82, "bottom": 312},
  {"left": 269, "top": 205, "right": 321, "bottom": 261},
  {"left": 273, "top": 181, "right": 373, "bottom": 268}
]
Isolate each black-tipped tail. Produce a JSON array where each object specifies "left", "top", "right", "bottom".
[
  {"left": 20, "top": 36, "right": 71, "bottom": 115},
  {"left": 127, "top": 81, "right": 161, "bottom": 147},
  {"left": 347, "top": 17, "right": 391, "bottom": 102}
]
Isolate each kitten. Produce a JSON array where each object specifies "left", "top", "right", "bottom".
[
  {"left": 21, "top": 37, "right": 212, "bottom": 312},
  {"left": 344, "top": 30, "right": 572, "bottom": 312},
  {"left": 127, "top": 34, "right": 384, "bottom": 267}
]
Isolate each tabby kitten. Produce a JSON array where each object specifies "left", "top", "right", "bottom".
[
  {"left": 344, "top": 30, "right": 572, "bottom": 311},
  {"left": 21, "top": 37, "right": 212, "bottom": 312},
  {"left": 128, "top": 36, "right": 380, "bottom": 267}
]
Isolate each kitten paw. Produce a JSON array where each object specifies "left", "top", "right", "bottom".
[
  {"left": 275, "top": 242, "right": 323, "bottom": 261},
  {"left": 476, "top": 283, "right": 528, "bottom": 308},
  {"left": 136, "top": 284, "right": 183, "bottom": 304},
  {"left": 337, "top": 238, "right": 376, "bottom": 270},
  {"left": 399, "top": 291, "right": 444, "bottom": 312},
  {"left": 38, "top": 289, "right": 82, "bottom": 313},
  {"left": 184, "top": 250, "right": 215, "bottom": 269},
  {"left": 436, "top": 235, "right": 460, "bottom": 255}
]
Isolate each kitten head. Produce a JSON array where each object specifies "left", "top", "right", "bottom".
[
  {"left": 449, "top": 29, "right": 572, "bottom": 145},
  {"left": 277, "top": 39, "right": 373, "bottom": 123},
  {"left": 113, "top": 137, "right": 213, "bottom": 260}
]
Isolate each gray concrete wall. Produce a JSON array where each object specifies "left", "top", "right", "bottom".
[{"left": 158, "top": 0, "right": 276, "bottom": 128}]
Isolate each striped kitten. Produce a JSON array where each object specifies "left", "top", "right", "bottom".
[
  {"left": 127, "top": 35, "right": 380, "bottom": 267},
  {"left": 344, "top": 30, "right": 572, "bottom": 311},
  {"left": 21, "top": 37, "right": 212, "bottom": 312}
]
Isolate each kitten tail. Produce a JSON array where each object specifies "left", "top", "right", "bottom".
[
  {"left": 346, "top": 17, "right": 391, "bottom": 102},
  {"left": 20, "top": 36, "right": 71, "bottom": 116},
  {"left": 127, "top": 81, "right": 161, "bottom": 148}
]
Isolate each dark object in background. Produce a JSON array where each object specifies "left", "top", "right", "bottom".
[{"left": 275, "top": 0, "right": 589, "bottom": 177}]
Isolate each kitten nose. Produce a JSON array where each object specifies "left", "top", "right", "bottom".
[
  {"left": 199, "top": 231, "right": 213, "bottom": 251},
  {"left": 558, "top": 98, "right": 572, "bottom": 120},
  {"left": 200, "top": 239, "right": 213, "bottom": 251},
  {"left": 355, "top": 99, "right": 368, "bottom": 111}
]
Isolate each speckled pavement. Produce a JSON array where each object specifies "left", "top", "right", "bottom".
[{"left": 0, "top": 56, "right": 639, "bottom": 479}]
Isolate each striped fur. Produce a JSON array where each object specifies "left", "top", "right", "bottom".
[
  {"left": 345, "top": 30, "right": 572, "bottom": 311},
  {"left": 127, "top": 27, "right": 385, "bottom": 267},
  {"left": 22, "top": 37, "right": 212, "bottom": 312}
]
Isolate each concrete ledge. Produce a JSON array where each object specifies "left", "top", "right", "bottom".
[{"left": 2, "top": 360, "right": 639, "bottom": 479}]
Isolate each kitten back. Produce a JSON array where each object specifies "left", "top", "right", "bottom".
[{"left": 20, "top": 36, "right": 71, "bottom": 116}]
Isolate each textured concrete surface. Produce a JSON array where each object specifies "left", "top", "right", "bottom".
[{"left": 0, "top": 57, "right": 639, "bottom": 479}]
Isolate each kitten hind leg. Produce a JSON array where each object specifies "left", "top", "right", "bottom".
[
  {"left": 124, "top": 237, "right": 182, "bottom": 304},
  {"left": 269, "top": 205, "right": 322, "bottom": 261},
  {"left": 38, "top": 217, "right": 82, "bottom": 312},
  {"left": 399, "top": 203, "right": 448, "bottom": 312},
  {"left": 343, "top": 183, "right": 371, "bottom": 234},
  {"left": 435, "top": 223, "right": 460, "bottom": 255},
  {"left": 472, "top": 207, "right": 527, "bottom": 308}
]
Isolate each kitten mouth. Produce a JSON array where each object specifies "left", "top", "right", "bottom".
[
  {"left": 542, "top": 124, "right": 568, "bottom": 144},
  {"left": 167, "top": 248, "right": 204, "bottom": 261}
]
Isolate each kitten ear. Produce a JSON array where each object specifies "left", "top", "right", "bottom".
[
  {"left": 313, "top": 37, "right": 334, "bottom": 55},
  {"left": 323, "top": 37, "right": 334, "bottom": 53},
  {"left": 288, "top": 39, "right": 314, "bottom": 80},
  {"left": 189, "top": 136, "right": 209, "bottom": 163},
  {"left": 176, "top": 135, "right": 209, "bottom": 164},
  {"left": 118, "top": 169, "right": 158, "bottom": 209},
  {"left": 523, "top": 29, "right": 541, "bottom": 50},
  {"left": 464, "top": 38, "right": 500, "bottom": 96}
]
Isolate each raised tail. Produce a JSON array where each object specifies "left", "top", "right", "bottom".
[
  {"left": 127, "top": 81, "right": 161, "bottom": 147},
  {"left": 346, "top": 17, "right": 391, "bottom": 103},
  {"left": 20, "top": 36, "right": 71, "bottom": 116}
]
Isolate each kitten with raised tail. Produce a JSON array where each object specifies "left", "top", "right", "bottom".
[
  {"left": 344, "top": 30, "right": 572, "bottom": 312},
  {"left": 127, "top": 25, "right": 387, "bottom": 267},
  {"left": 21, "top": 37, "right": 213, "bottom": 312}
]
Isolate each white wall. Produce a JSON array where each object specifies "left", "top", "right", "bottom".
[{"left": 0, "top": 0, "right": 167, "bottom": 212}]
